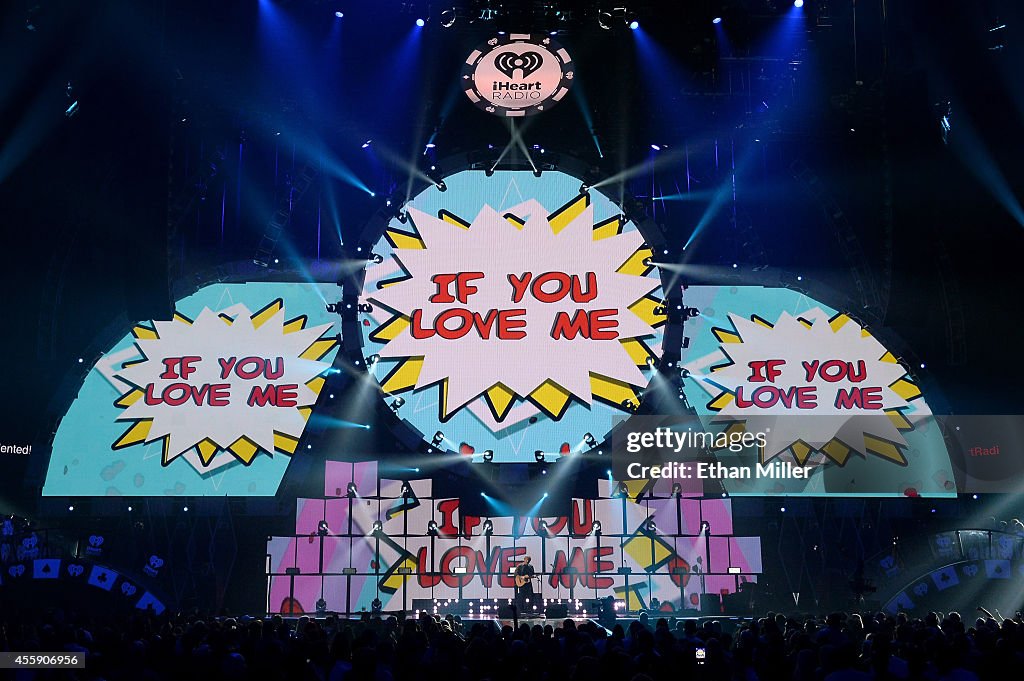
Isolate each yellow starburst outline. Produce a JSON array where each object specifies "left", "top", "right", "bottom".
[
  {"left": 367, "top": 192, "right": 666, "bottom": 422},
  {"left": 703, "top": 312, "right": 921, "bottom": 467},
  {"left": 111, "top": 299, "right": 339, "bottom": 467}
]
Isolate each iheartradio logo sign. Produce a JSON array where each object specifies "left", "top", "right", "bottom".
[{"left": 462, "top": 34, "right": 574, "bottom": 117}]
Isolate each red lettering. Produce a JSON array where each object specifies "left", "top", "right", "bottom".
[
  {"left": 218, "top": 356, "right": 237, "bottom": 379},
  {"left": 179, "top": 356, "right": 201, "bottom": 379},
  {"left": 834, "top": 386, "right": 883, "bottom": 410},
  {"left": 429, "top": 274, "right": 458, "bottom": 304},
  {"left": 246, "top": 384, "right": 299, "bottom": 407},
  {"left": 497, "top": 309, "right": 526, "bottom": 339},
  {"left": 589, "top": 309, "right": 618, "bottom": 340},
  {"left": 416, "top": 547, "right": 441, "bottom": 588},
  {"left": 551, "top": 310, "right": 589, "bottom": 339},
  {"left": 508, "top": 272, "right": 532, "bottom": 303},
  {"left": 455, "top": 272, "right": 485, "bottom": 303},
  {"left": 499, "top": 547, "right": 526, "bottom": 588},
  {"left": 532, "top": 272, "right": 571, "bottom": 303},
  {"left": 236, "top": 357, "right": 265, "bottom": 380},
  {"left": 264, "top": 357, "right": 284, "bottom": 380},
  {"left": 587, "top": 546, "right": 615, "bottom": 589},
  {"left": 159, "top": 358, "right": 181, "bottom": 380},
  {"left": 436, "top": 499, "right": 460, "bottom": 538},
  {"left": 570, "top": 500, "right": 594, "bottom": 536},
  {"left": 439, "top": 546, "right": 476, "bottom": 588},
  {"left": 571, "top": 272, "right": 598, "bottom": 303}
]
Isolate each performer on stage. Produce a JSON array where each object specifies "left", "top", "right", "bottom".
[{"left": 514, "top": 556, "right": 536, "bottom": 611}]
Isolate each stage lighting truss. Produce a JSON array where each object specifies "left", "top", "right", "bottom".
[{"left": 597, "top": 7, "right": 637, "bottom": 30}]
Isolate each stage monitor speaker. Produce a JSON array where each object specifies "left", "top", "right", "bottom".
[
  {"left": 498, "top": 602, "right": 518, "bottom": 618},
  {"left": 545, "top": 604, "right": 568, "bottom": 618},
  {"left": 700, "top": 593, "right": 722, "bottom": 614}
]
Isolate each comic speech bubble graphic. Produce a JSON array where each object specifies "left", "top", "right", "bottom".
[
  {"left": 687, "top": 308, "right": 926, "bottom": 466},
  {"left": 111, "top": 301, "right": 337, "bottom": 470},
  {"left": 365, "top": 193, "right": 663, "bottom": 422}
]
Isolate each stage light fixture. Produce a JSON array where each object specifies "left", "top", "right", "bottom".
[
  {"left": 372, "top": 520, "right": 384, "bottom": 533},
  {"left": 629, "top": 20, "right": 639, "bottom": 30},
  {"left": 183, "top": 506, "right": 189, "bottom": 512},
  {"left": 614, "top": 482, "right": 628, "bottom": 498},
  {"left": 597, "top": 11, "right": 612, "bottom": 29},
  {"left": 671, "top": 482, "right": 682, "bottom": 497},
  {"left": 401, "top": 481, "right": 413, "bottom": 498},
  {"left": 794, "top": 0, "right": 803, "bottom": 6},
  {"left": 335, "top": 11, "right": 344, "bottom": 18},
  {"left": 427, "top": 520, "right": 439, "bottom": 536},
  {"left": 483, "top": 519, "right": 493, "bottom": 536},
  {"left": 650, "top": 144, "right": 661, "bottom": 151},
  {"left": 700, "top": 520, "right": 711, "bottom": 534},
  {"left": 415, "top": 18, "right": 425, "bottom": 27},
  {"left": 390, "top": 397, "right": 405, "bottom": 412},
  {"left": 482, "top": 450, "right": 494, "bottom": 462},
  {"left": 68, "top": 505, "right": 74, "bottom": 512},
  {"left": 432, "top": 431, "right": 444, "bottom": 447},
  {"left": 584, "top": 432, "right": 597, "bottom": 447},
  {"left": 712, "top": 16, "right": 722, "bottom": 24},
  {"left": 317, "top": 520, "right": 330, "bottom": 536},
  {"left": 440, "top": 8, "right": 456, "bottom": 27},
  {"left": 535, "top": 450, "right": 545, "bottom": 462},
  {"left": 361, "top": 140, "right": 372, "bottom": 148},
  {"left": 646, "top": 518, "right": 657, "bottom": 532},
  {"left": 347, "top": 482, "right": 358, "bottom": 498},
  {"left": 435, "top": 180, "right": 447, "bottom": 192},
  {"left": 593, "top": 520, "right": 602, "bottom": 536}
]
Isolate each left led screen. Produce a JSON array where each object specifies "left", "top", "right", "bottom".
[{"left": 43, "top": 281, "right": 342, "bottom": 496}]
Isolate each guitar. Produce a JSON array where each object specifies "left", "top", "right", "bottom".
[{"left": 514, "top": 574, "right": 538, "bottom": 588}]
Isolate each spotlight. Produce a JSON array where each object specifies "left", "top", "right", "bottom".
[
  {"left": 183, "top": 506, "right": 189, "bottom": 512},
  {"left": 415, "top": 18, "right": 425, "bottom": 27},
  {"left": 483, "top": 450, "right": 494, "bottom": 463},
  {"left": 361, "top": 140, "right": 372, "bottom": 148},
  {"left": 68, "top": 505, "right": 74, "bottom": 512},
  {"left": 629, "top": 20, "right": 639, "bottom": 30},
  {"left": 597, "top": 11, "right": 612, "bottom": 29},
  {"left": 335, "top": 11, "right": 344, "bottom": 18},
  {"left": 347, "top": 482, "right": 358, "bottom": 498},
  {"left": 440, "top": 8, "right": 456, "bottom": 27},
  {"left": 584, "top": 433, "right": 597, "bottom": 447},
  {"left": 794, "top": 0, "right": 804, "bottom": 6},
  {"left": 671, "top": 483, "right": 682, "bottom": 498},
  {"left": 372, "top": 520, "right": 384, "bottom": 534},
  {"left": 780, "top": 507, "right": 786, "bottom": 513},
  {"left": 650, "top": 144, "right": 661, "bottom": 151},
  {"left": 317, "top": 520, "right": 330, "bottom": 536},
  {"left": 483, "top": 519, "right": 494, "bottom": 536},
  {"left": 614, "top": 482, "right": 628, "bottom": 498},
  {"left": 535, "top": 450, "right": 545, "bottom": 463},
  {"left": 700, "top": 520, "right": 711, "bottom": 534},
  {"left": 401, "top": 481, "right": 413, "bottom": 498},
  {"left": 646, "top": 518, "right": 657, "bottom": 532},
  {"left": 427, "top": 520, "right": 439, "bottom": 536},
  {"left": 390, "top": 397, "right": 405, "bottom": 412},
  {"left": 432, "top": 431, "right": 444, "bottom": 447},
  {"left": 325, "top": 303, "right": 339, "bottom": 313},
  {"left": 712, "top": 16, "right": 722, "bottom": 24},
  {"left": 435, "top": 180, "right": 447, "bottom": 192},
  {"left": 368, "top": 253, "right": 384, "bottom": 265},
  {"left": 593, "top": 520, "right": 602, "bottom": 536}
]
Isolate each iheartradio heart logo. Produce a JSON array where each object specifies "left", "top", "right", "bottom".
[{"left": 459, "top": 443, "right": 475, "bottom": 456}]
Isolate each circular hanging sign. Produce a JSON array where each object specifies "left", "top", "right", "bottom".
[{"left": 462, "top": 34, "right": 574, "bottom": 118}]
